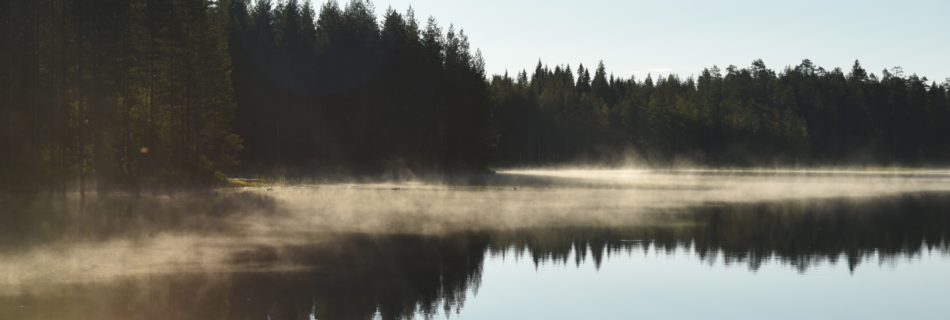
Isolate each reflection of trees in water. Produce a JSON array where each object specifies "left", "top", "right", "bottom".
[
  {"left": 1, "top": 193, "right": 949, "bottom": 319},
  {"left": 227, "top": 234, "right": 489, "bottom": 320},
  {"left": 0, "top": 233, "right": 489, "bottom": 320},
  {"left": 497, "top": 194, "right": 950, "bottom": 272}
]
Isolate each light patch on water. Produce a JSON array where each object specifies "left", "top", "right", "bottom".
[{"left": 499, "top": 167, "right": 950, "bottom": 202}]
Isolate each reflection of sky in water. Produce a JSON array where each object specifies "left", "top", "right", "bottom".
[{"left": 448, "top": 248, "right": 950, "bottom": 320}]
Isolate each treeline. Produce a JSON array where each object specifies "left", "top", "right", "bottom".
[
  {"left": 1, "top": 0, "right": 240, "bottom": 192},
  {"left": 493, "top": 60, "right": 950, "bottom": 165},
  {"left": 4, "top": 0, "right": 950, "bottom": 192},
  {"left": 228, "top": 0, "right": 491, "bottom": 174},
  {"left": 1, "top": 0, "right": 493, "bottom": 193}
]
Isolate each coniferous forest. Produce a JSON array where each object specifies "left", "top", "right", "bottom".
[{"left": 2, "top": 0, "right": 950, "bottom": 192}]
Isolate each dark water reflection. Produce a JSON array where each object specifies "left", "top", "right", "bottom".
[{"left": 1, "top": 181, "right": 950, "bottom": 319}]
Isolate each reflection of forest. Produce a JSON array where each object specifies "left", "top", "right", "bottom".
[
  {"left": 1, "top": 193, "right": 948, "bottom": 320},
  {"left": 495, "top": 193, "right": 950, "bottom": 272},
  {"left": 0, "top": 234, "right": 490, "bottom": 320}
]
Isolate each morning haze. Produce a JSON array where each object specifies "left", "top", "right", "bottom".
[{"left": 1, "top": 0, "right": 949, "bottom": 319}]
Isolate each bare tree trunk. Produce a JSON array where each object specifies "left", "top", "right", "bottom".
[
  {"left": 2, "top": 0, "right": 10, "bottom": 167},
  {"left": 79, "top": 96, "right": 86, "bottom": 208},
  {"left": 146, "top": 1, "right": 155, "bottom": 189},
  {"left": 59, "top": 0, "right": 68, "bottom": 197},
  {"left": 120, "top": 0, "right": 132, "bottom": 189},
  {"left": 49, "top": 0, "right": 58, "bottom": 196},
  {"left": 32, "top": 1, "right": 39, "bottom": 148},
  {"left": 77, "top": 0, "right": 86, "bottom": 208}
]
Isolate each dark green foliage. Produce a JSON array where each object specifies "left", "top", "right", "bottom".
[
  {"left": 4, "top": 0, "right": 950, "bottom": 191},
  {"left": 1, "top": 0, "right": 240, "bottom": 192},
  {"left": 229, "top": 1, "right": 491, "bottom": 174},
  {"left": 492, "top": 59, "right": 950, "bottom": 166}
]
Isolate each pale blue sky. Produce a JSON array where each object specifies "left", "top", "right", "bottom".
[{"left": 334, "top": 0, "right": 950, "bottom": 81}]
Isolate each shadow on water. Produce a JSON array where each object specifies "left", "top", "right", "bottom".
[{"left": 0, "top": 188, "right": 949, "bottom": 319}]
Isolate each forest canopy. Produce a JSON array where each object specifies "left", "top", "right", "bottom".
[
  {"left": 494, "top": 60, "right": 950, "bottom": 166},
  {"left": 2, "top": 0, "right": 949, "bottom": 192}
]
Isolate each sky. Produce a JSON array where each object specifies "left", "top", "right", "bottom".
[{"left": 349, "top": 0, "right": 950, "bottom": 82}]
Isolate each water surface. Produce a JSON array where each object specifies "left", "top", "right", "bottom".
[{"left": 1, "top": 169, "right": 949, "bottom": 319}]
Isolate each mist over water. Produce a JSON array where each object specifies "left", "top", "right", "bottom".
[{"left": 2, "top": 168, "right": 950, "bottom": 319}]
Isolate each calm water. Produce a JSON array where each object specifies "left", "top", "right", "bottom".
[{"left": 1, "top": 169, "right": 950, "bottom": 319}]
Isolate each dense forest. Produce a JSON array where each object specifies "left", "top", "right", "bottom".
[
  {"left": 1, "top": 0, "right": 241, "bottom": 192},
  {"left": 494, "top": 60, "right": 950, "bottom": 166},
  {"left": 228, "top": 0, "right": 490, "bottom": 175},
  {"left": 2, "top": 0, "right": 949, "bottom": 192}
]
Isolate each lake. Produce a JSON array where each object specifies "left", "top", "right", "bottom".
[{"left": 1, "top": 168, "right": 949, "bottom": 319}]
